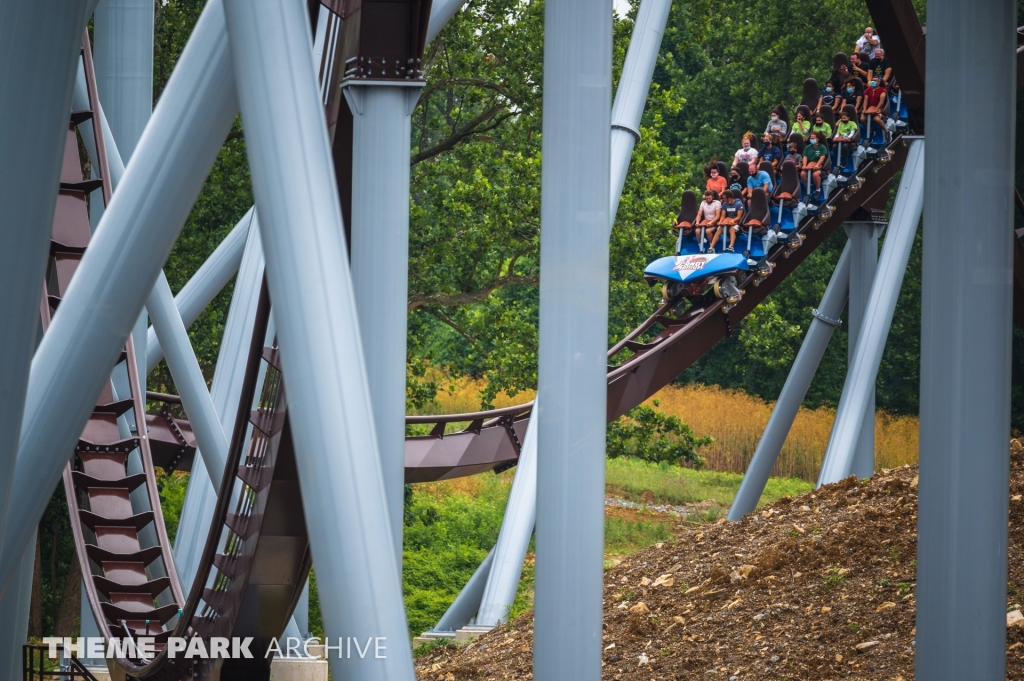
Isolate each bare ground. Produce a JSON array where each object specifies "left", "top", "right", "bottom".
[{"left": 415, "top": 440, "right": 1024, "bottom": 680}]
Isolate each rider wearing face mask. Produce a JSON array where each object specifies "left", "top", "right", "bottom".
[
  {"left": 860, "top": 77, "right": 888, "bottom": 133},
  {"left": 705, "top": 163, "right": 727, "bottom": 195},
  {"left": 842, "top": 76, "right": 865, "bottom": 112},
  {"left": 818, "top": 83, "right": 839, "bottom": 113},
  {"left": 801, "top": 133, "right": 829, "bottom": 199},
  {"left": 732, "top": 132, "right": 760, "bottom": 169},
  {"left": 764, "top": 106, "right": 788, "bottom": 138}
]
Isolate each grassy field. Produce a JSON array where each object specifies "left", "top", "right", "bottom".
[
  {"left": 418, "top": 376, "right": 920, "bottom": 483},
  {"left": 604, "top": 456, "right": 811, "bottom": 510}
]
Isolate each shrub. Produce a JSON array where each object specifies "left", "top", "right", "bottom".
[{"left": 606, "top": 400, "right": 712, "bottom": 466}]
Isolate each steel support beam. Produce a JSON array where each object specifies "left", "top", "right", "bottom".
[
  {"left": 173, "top": 222, "right": 265, "bottom": 592},
  {"left": 439, "top": 0, "right": 666, "bottom": 629},
  {"left": 608, "top": 0, "right": 671, "bottom": 227},
  {"left": 817, "top": 139, "right": 923, "bottom": 487},
  {"left": 534, "top": 0, "right": 611, "bottom": 676},
  {"left": 0, "top": 0, "right": 90, "bottom": 572},
  {"left": 146, "top": 271, "right": 229, "bottom": 485},
  {"left": 146, "top": 212, "right": 251, "bottom": 373},
  {"left": 76, "top": 52, "right": 251, "bottom": 381},
  {"left": 94, "top": 0, "right": 155, "bottom": 398},
  {"left": 728, "top": 243, "right": 851, "bottom": 520},
  {"left": 845, "top": 220, "right": 883, "bottom": 479},
  {"left": 93, "top": 0, "right": 153, "bottom": 160},
  {"left": 431, "top": 548, "right": 496, "bottom": 632},
  {"left": 426, "top": 0, "right": 468, "bottom": 43},
  {"left": 0, "top": 535, "right": 36, "bottom": 681},
  {"left": 222, "top": 2, "right": 414, "bottom": 679},
  {"left": 916, "top": 0, "right": 1016, "bottom": 677},
  {"left": 347, "top": 82, "right": 421, "bottom": 562},
  {"left": 0, "top": 0, "right": 238, "bottom": 596},
  {"left": 477, "top": 410, "right": 538, "bottom": 626}
]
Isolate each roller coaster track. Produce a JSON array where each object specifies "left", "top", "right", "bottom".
[{"left": 42, "top": 2, "right": 930, "bottom": 679}]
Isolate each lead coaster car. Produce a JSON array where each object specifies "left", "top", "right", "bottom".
[{"left": 644, "top": 251, "right": 747, "bottom": 308}]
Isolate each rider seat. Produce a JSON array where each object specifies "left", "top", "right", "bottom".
[
  {"left": 675, "top": 189, "right": 698, "bottom": 230},
  {"left": 743, "top": 188, "right": 770, "bottom": 231},
  {"left": 800, "top": 78, "right": 820, "bottom": 110}
]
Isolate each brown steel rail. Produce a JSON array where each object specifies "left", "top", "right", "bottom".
[
  {"left": 47, "top": 31, "right": 189, "bottom": 679},
  {"left": 48, "top": 34, "right": 307, "bottom": 681}
]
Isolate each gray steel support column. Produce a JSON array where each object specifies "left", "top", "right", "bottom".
[
  {"left": 146, "top": 271, "right": 229, "bottom": 486},
  {"left": 477, "top": 409, "right": 538, "bottom": 626},
  {"left": 432, "top": 548, "right": 495, "bottom": 632},
  {"left": 426, "top": 0, "right": 469, "bottom": 43},
  {"left": 728, "top": 243, "right": 851, "bottom": 520},
  {"left": 0, "top": 536, "right": 36, "bottom": 681},
  {"left": 0, "top": 0, "right": 238, "bottom": 595},
  {"left": 222, "top": 2, "right": 414, "bottom": 679},
  {"left": 174, "top": 222, "right": 265, "bottom": 591},
  {"left": 93, "top": 0, "right": 153, "bottom": 160},
  {"left": 0, "top": 0, "right": 90, "bottom": 573},
  {"left": 917, "top": 0, "right": 1016, "bottom": 677},
  {"left": 844, "top": 220, "right": 882, "bottom": 479},
  {"left": 534, "top": 0, "right": 611, "bottom": 675},
  {"left": 146, "top": 211, "right": 251, "bottom": 373},
  {"left": 608, "top": 0, "right": 671, "bottom": 225},
  {"left": 817, "top": 139, "right": 924, "bottom": 487},
  {"left": 346, "top": 83, "right": 421, "bottom": 562},
  {"left": 94, "top": 0, "right": 155, "bottom": 399},
  {"left": 75, "top": 53, "right": 251, "bottom": 383}
]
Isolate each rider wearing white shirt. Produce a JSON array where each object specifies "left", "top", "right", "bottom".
[{"left": 856, "top": 26, "right": 880, "bottom": 59}]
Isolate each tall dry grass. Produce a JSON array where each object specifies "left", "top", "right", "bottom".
[
  {"left": 421, "top": 377, "right": 918, "bottom": 483},
  {"left": 642, "top": 384, "right": 919, "bottom": 481}
]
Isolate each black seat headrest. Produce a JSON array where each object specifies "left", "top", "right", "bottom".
[
  {"left": 833, "top": 52, "right": 849, "bottom": 70},
  {"left": 678, "top": 190, "right": 699, "bottom": 224},
  {"left": 774, "top": 160, "right": 801, "bottom": 201},
  {"left": 716, "top": 161, "right": 729, "bottom": 178},
  {"left": 842, "top": 104, "right": 857, "bottom": 119},
  {"left": 745, "top": 188, "right": 771, "bottom": 225},
  {"left": 819, "top": 105, "right": 835, "bottom": 127},
  {"left": 735, "top": 161, "right": 750, "bottom": 181},
  {"left": 758, "top": 161, "right": 775, "bottom": 183},
  {"left": 800, "top": 78, "right": 820, "bottom": 110}
]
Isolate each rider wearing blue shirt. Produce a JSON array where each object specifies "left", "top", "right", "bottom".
[
  {"left": 746, "top": 168, "right": 773, "bottom": 195},
  {"left": 757, "top": 134, "right": 783, "bottom": 171}
]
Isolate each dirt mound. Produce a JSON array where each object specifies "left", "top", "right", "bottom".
[{"left": 416, "top": 440, "right": 1024, "bottom": 680}]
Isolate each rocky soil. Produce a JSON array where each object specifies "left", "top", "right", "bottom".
[{"left": 415, "top": 441, "right": 1024, "bottom": 680}]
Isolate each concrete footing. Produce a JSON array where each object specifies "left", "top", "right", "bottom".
[{"left": 413, "top": 624, "right": 494, "bottom": 648}]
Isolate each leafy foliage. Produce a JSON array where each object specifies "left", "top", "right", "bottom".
[{"left": 606, "top": 400, "right": 712, "bottom": 466}]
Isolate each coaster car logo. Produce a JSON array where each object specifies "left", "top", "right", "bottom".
[{"left": 673, "top": 256, "right": 707, "bottom": 272}]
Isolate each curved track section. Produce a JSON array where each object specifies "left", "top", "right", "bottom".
[
  {"left": 49, "top": 37, "right": 309, "bottom": 681},
  {"left": 50, "top": 36, "right": 188, "bottom": 678}
]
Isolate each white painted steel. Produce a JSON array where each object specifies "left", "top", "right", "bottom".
[
  {"left": 533, "top": 0, "right": 611, "bottom": 675},
  {"left": 222, "top": 1, "right": 414, "bottom": 678}
]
